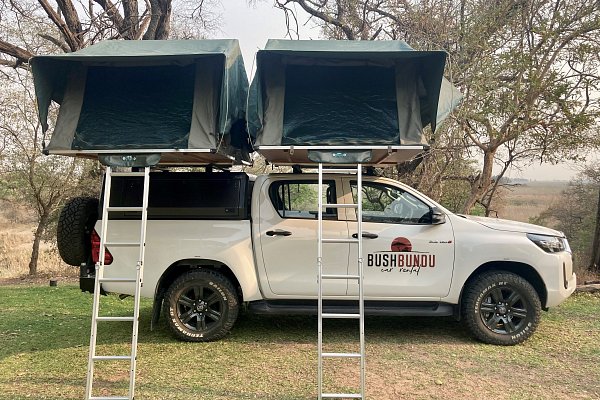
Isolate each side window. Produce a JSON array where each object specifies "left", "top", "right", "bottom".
[
  {"left": 351, "top": 182, "right": 432, "bottom": 224},
  {"left": 269, "top": 181, "right": 337, "bottom": 220}
]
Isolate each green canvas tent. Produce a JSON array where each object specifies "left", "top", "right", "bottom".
[
  {"left": 248, "top": 40, "right": 462, "bottom": 165},
  {"left": 31, "top": 40, "right": 250, "bottom": 165}
]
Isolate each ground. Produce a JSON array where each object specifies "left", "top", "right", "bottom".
[{"left": 0, "top": 284, "right": 598, "bottom": 400}]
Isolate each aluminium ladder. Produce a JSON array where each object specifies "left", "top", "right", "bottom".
[
  {"left": 85, "top": 166, "right": 150, "bottom": 400},
  {"left": 317, "top": 163, "right": 366, "bottom": 399}
]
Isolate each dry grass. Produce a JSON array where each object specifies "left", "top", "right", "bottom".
[
  {"left": 0, "top": 200, "right": 75, "bottom": 280},
  {"left": 495, "top": 181, "right": 567, "bottom": 223}
]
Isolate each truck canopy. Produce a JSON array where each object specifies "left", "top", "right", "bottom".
[
  {"left": 248, "top": 40, "right": 462, "bottom": 165},
  {"left": 31, "top": 40, "right": 250, "bottom": 165}
]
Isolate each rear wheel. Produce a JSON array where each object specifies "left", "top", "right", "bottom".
[
  {"left": 163, "top": 270, "right": 239, "bottom": 342},
  {"left": 462, "top": 271, "right": 541, "bottom": 345}
]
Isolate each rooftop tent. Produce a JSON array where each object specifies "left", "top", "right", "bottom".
[
  {"left": 31, "top": 40, "right": 250, "bottom": 165},
  {"left": 248, "top": 40, "right": 462, "bottom": 166}
]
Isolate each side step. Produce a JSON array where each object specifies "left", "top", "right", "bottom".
[{"left": 247, "top": 300, "right": 455, "bottom": 317}]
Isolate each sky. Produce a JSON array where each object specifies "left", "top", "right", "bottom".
[
  {"left": 217, "top": 0, "right": 319, "bottom": 76},
  {"left": 215, "top": 0, "right": 597, "bottom": 181}
]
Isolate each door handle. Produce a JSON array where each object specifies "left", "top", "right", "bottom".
[
  {"left": 352, "top": 232, "right": 378, "bottom": 239},
  {"left": 266, "top": 229, "right": 292, "bottom": 237}
]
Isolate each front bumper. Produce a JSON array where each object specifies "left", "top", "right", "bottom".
[{"left": 545, "top": 257, "right": 576, "bottom": 308}]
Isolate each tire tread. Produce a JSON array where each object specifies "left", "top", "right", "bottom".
[
  {"left": 57, "top": 197, "right": 99, "bottom": 266},
  {"left": 462, "top": 271, "right": 541, "bottom": 346},
  {"left": 163, "top": 269, "right": 239, "bottom": 342}
]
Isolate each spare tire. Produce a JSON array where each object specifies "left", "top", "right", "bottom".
[{"left": 57, "top": 197, "right": 99, "bottom": 266}]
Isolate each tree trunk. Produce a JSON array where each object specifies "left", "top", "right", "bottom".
[
  {"left": 28, "top": 214, "right": 48, "bottom": 276},
  {"left": 461, "top": 149, "right": 496, "bottom": 214},
  {"left": 591, "top": 185, "right": 600, "bottom": 271}
]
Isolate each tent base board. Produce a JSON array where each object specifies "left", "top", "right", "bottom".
[
  {"left": 44, "top": 149, "right": 251, "bottom": 166},
  {"left": 256, "top": 145, "right": 426, "bottom": 167}
]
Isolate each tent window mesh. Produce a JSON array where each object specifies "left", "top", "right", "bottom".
[
  {"left": 73, "top": 64, "right": 195, "bottom": 149},
  {"left": 282, "top": 65, "right": 399, "bottom": 146}
]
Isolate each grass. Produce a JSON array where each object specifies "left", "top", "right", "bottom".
[{"left": 0, "top": 284, "right": 598, "bottom": 399}]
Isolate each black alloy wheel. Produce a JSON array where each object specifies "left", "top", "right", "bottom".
[
  {"left": 462, "top": 271, "right": 541, "bottom": 345},
  {"left": 163, "top": 269, "right": 239, "bottom": 342},
  {"left": 177, "top": 285, "right": 225, "bottom": 331},
  {"left": 478, "top": 285, "right": 529, "bottom": 335}
]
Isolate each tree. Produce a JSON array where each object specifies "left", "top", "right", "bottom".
[
  {"left": 584, "top": 167, "right": 600, "bottom": 271},
  {"left": 0, "top": 0, "right": 218, "bottom": 67},
  {"left": 0, "top": 0, "right": 217, "bottom": 275},
  {"left": 0, "top": 67, "right": 100, "bottom": 275},
  {"left": 275, "top": 0, "right": 600, "bottom": 214},
  {"left": 0, "top": 0, "right": 171, "bottom": 67},
  {"left": 532, "top": 166, "right": 600, "bottom": 271}
]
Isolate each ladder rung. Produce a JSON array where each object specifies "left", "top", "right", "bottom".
[
  {"left": 98, "top": 278, "right": 137, "bottom": 283},
  {"left": 104, "top": 241, "right": 142, "bottom": 247},
  {"left": 322, "top": 168, "right": 359, "bottom": 174},
  {"left": 321, "top": 394, "right": 362, "bottom": 399},
  {"left": 322, "top": 313, "right": 360, "bottom": 319},
  {"left": 110, "top": 171, "right": 146, "bottom": 177},
  {"left": 95, "top": 316, "right": 135, "bottom": 322},
  {"left": 321, "top": 274, "right": 360, "bottom": 280},
  {"left": 106, "top": 206, "right": 144, "bottom": 212},
  {"left": 89, "top": 397, "right": 130, "bottom": 400},
  {"left": 322, "top": 352, "right": 362, "bottom": 358},
  {"left": 92, "top": 355, "right": 131, "bottom": 361},
  {"left": 324, "top": 203, "right": 358, "bottom": 209},
  {"left": 322, "top": 238, "right": 359, "bottom": 244}
]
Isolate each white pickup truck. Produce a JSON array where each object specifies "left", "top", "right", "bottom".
[{"left": 58, "top": 170, "right": 576, "bottom": 345}]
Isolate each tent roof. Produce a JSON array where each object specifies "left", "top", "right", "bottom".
[
  {"left": 254, "top": 40, "right": 448, "bottom": 134},
  {"left": 31, "top": 39, "right": 245, "bottom": 134},
  {"left": 250, "top": 40, "right": 451, "bottom": 153},
  {"left": 31, "top": 39, "right": 241, "bottom": 61},
  {"left": 261, "top": 39, "right": 422, "bottom": 53},
  {"left": 257, "top": 39, "right": 447, "bottom": 66}
]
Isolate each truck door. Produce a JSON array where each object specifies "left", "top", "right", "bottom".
[
  {"left": 343, "top": 179, "right": 455, "bottom": 298},
  {"left": 257, "top": 177, "right": 350, "bottom": 297}
]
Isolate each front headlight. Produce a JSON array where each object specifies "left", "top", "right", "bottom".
[{"left": 527, "top": 233, "right": 570, "bottom": 253}]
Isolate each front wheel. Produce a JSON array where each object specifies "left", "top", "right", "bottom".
[
  {"left": 163, "top": 270, "right": 239, "bottom": 342},
  {"left": 462, "top": 271, "right": 541, "bottom": 345}
]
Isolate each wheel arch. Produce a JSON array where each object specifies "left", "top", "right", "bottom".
[
  {"left": 150, "top": 258, "right": 243, "bottom": 329},
  {"left": 456, "top": 261, "right": 548, "bottom": 319}
]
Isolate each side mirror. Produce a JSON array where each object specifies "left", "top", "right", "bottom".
[{"left": 431, "top": 207, "right": 446, "bottom": 225}]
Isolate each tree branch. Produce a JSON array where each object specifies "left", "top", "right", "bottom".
[
  {"left": 36, "top": 0, "right": 81, "bottom": 51},
  {"left": 93, "top": 0, "right": 126, "bottom": 35},
  {"left": 122, "top": 0, "right": 140, "bottom": 39},
  {"left": 0, "top": 40, "right": 34, "bottom": 64},
  {"left": 55, "top": 0, "right": 83, "bottom": 39},
  {"left": 291, "top": 0, "right": 356, "bottom": 39},
  {"left": 38, "top": 34, "right": 70, "bottom": 53}
]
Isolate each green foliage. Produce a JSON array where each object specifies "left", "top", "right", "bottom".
[
  {"left": 0, "top": 178, "right": 10, "bottom": 200},
  {"left": 438, "top": 159, "right": 480, "bottom": 213}
]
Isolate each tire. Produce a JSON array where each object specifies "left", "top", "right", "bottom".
[
  {"left": 163, "top": 270, "right": 239, "bottom": 342},
  {"left": 56, "top": 197, "right": 99, "bottom": 266},
  {"left": 462, "top": 271, "right": 541, "bottom": 345}
]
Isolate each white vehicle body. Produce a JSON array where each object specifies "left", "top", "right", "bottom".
[{"left": 91, "top": 172, "right": 576, "bottom": 344}]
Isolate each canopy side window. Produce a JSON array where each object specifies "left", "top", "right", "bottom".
[{"left": 269, "top": 180, "right": 337, "bottom": 220}]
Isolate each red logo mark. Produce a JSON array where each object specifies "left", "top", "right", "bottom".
[{"left": 391, "top": 237, "right": 412, "bottom": 252}]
